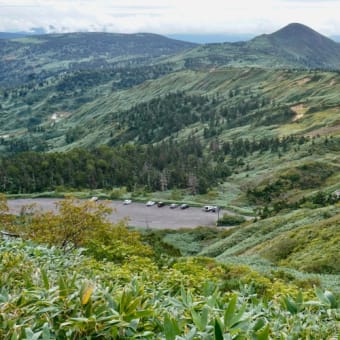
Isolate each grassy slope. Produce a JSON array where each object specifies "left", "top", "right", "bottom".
[
  {"left": 141, "top": 203, "right": 340, "bottom": 292},
  {"left": 49, "top": 68, "right": 340, "bottom": 147},
  {"left": 252, "top": 213, "right": 340, "bottom": 272},
  {"left": 196, "top": 204, "right": 340, "bottom": 292},
  {"left": 3, "top": 67, "right": 339, "bottom": 150},
  {"left": 200, "top": 205, "right": 339, "bottom": 260}
]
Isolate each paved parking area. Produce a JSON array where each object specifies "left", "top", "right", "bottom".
[{"left": 8, "top": 199, "right": 220, "bottom": 229}]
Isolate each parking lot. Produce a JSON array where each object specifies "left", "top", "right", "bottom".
[{"left": 7, "top": 198, "right": 222, "bottom": 229}]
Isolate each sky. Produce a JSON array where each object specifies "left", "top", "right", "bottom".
[{"left": 1, "top": 0, "right": 340, "bottom": 37}]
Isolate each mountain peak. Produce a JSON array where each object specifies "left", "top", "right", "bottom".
[
  {"left": 269, "top": 22, "right": 333, "bottom": 43},
  {"left": 274, "top": 23, "right": 315, "bottom": 34},
  {"left": 244, "top": 23, "right": 340, "bottom": 69}
]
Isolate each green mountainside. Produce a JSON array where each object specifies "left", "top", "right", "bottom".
[
  {"left": 0, "top": 32, "right": 195, "bottom": 87},
  {"left": 247, "top": 23, "right": 340, "bottom": 69},
  {"left": 1, "top": 67, "right": 339, "bottom": 151},
  {"left": 0, "top": 23, "right": 340, "bottom": 337},
  {"left": 174, "top": 23, "right": 340, "bottom": 69}
]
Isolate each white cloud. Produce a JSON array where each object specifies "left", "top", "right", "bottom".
[{"left": 0, "top": 0, "right": 339, "bottom": 35}]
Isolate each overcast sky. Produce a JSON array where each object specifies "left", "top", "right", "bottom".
[{"left": 1, "top": 0, "right": 340, "bottom": 36}]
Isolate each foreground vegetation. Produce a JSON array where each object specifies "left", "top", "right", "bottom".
[
  {"left": 1, "top": 239, "right": 339, "bottom": 339},
  {"left": 0, "top": 196, "right": 339, "bottom": 338}
]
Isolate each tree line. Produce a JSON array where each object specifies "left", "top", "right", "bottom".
[
  {"left": 1, "top": 132, "right": 334, "bottom": 195},
  {"left": 0, "top": 138, "right": 230, "bottom": 194}
]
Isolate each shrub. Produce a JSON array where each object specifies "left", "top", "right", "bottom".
[
  {"left": 109, "top": 187, "right": 127, "bottom": 199},
  {"left": 260, "top": 237, "right": 299, "bottom": 263},
  {"left": 217, "top": 214, "right": 246, "bottom": 226}
]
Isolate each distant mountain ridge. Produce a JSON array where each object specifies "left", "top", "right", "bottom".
[
  {"left": 0, "top": 32, "right": 196, "bottom": 87},
  {"left": 175, "top": 23, "right": 340, "bottom": 70},
  {"left": 250, "top": 23, "right": 340, "bottom": 68},
  {"left": 1, "top": 23, "right": 340, "bottom": 87}
]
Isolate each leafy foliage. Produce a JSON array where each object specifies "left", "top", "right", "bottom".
[
  {"left": 17, "top": 197, "right": 113, "bottom": 249},
  {"left": 8, "top": 197, "right": 153, "bottom": 263},
  {"left": 217, "top": 214, "right": 246, "bottom": 226},
  {"left": 0, "top": 238, "right": 339, "bottom": 339},
  {"left": 0, "top": 195, "right": 339, "bottom": 338}
]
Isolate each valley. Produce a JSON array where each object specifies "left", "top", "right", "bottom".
[{"left": 0, "top": 22, "right": 339, "bottom": 338}]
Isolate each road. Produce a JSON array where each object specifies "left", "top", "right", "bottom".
[{"left": 7, "top": 198, "right": 222, "bottom": 229}]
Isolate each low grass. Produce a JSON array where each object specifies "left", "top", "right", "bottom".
[
  {"left": 140, "top": 227, "right": 231, "bottom": 257},
  {"left": 253, "top": 213, "right": 340, "bottom": 274},
  {"left": 197, "top": 203, "right": 340, "bottom": 295},
  {"left": 200, "top": 205, "right": 340, "bottom": 267},
  {"left": 215, "top": 254, "right": 340, "bottom": 294},
  {"left": 278, "top": 107, "right": 340, "bottom": 136}
]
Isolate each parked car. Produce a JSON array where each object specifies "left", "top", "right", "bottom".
[
  {"left": 203, "top": 205, "right": 217, "bottom": 212},
  {"left": 146, "top": 200, "right": 156, "bottom": 206},
  {"left": 169, "top": 203, "right": 178, "bottom": 209},
  {"left": 180, "top": 204, "right": 189, "bottom": 209},
  {"left": 157, "top": 202, "right": 165, "bottom": 207},
  {"left": 123, "top": 199, "right": 132, "bottom": 205}
]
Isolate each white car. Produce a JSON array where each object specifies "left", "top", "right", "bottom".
[
  {"left": 90, "top": 196, "right": 98, "bottom": 202},
  {"left": 203, "top": 205, "right": 217, "bottom": 212},
  {"left": 123, "top": 199, "right": 132, "bottom": 205},
  {"left": 146, "top": 200, "right": 156, "bottom": 206}
]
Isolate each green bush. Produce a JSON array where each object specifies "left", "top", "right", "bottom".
[
  {"left": 109, "top": 187, "right": 127, "bottom": 199},
  {"left": 0, "top": 234, "right": 339, "bottom": 338},
  {"left": 217, "top": 214, "right": 246, "bottom": 226}
]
